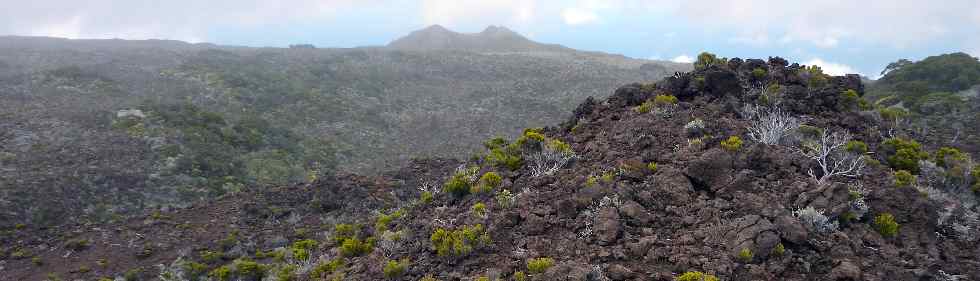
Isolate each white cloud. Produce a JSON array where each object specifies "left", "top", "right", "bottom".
[
  {"left": 420, "top": 0, "right": 538, "bottom": 27},
  {"left": 672, "top": 55, "right": 694, "bottom": 63},
  {"left": 804, "top": 58, "right": 858, "bottom": 76},
  {"left": 640, "top": 0, "right": 978, "bottom": 48},
  {"left": 0, "top": 0, "right": 364, "bottom": 41},
  {"left": 561, "top": 8, "right": 599, "bottom": 25}
]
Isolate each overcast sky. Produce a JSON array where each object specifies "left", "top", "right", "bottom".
[{"left": 1, "top": 0, "right": 978, "bottom": 77}]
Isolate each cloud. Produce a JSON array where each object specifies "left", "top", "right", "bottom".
[
  {"left": 641, "top": 0, "right": 978, "bottom": 48},
  {"left": 0, "top": 0, "right": 364, "bottom": 41},
  {"left": 804, "top": 58, "right": 859, "bottom": 76},
  {"left": 420, "top": 0, "right": 538, "bottom": 27},
  {"left": 672, "top": 55, "right": 694, "bottom": 63},
  {"left": 561, "top": 8, "right": 599, "bottom": 25}
]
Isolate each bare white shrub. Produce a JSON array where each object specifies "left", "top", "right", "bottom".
[
  {"left": 796, "top": 129, "right": 866, "bottom": 185},
  {"left": 742, "top": 104, "right": 801, "bottom": 145},
  {"left": 527, "top": 146, "right": 576, "bottom": 177},
  {"left": 157, "top": 256, "right": 189, "bottom": 281},
  {"left": 793, "top": 206, "right": 839, "bottom": 234}
]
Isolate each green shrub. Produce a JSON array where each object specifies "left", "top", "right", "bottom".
[
  {"left": 676, "top": 271, "right": 720, "bottom": 281},
  {"left": 274, "top": 265, "right": 298, "bottom": 281},
  {"left": 31, "top": 256, "right": 42, "bottom": 266},
  {"left": 771, "top": 243, "right": 785, "bottom": 257},
  {"left": 694, "top": 52, "right": 727, "bottom": 70},
  {"left": 585, "top": 175, "right": 598, "bottom": 187},
  {"left": 495, "top": 189, "right": 515, "bottom": 209},
  {"left": 737, "top": 248, "right": 754, "bottom": 263},
  {"left": 514, "top": 271, "right": 527, "bottom": 281},
  {"left": 443, "top": 172, "right": 472, "bottom": 197},
  {"left": 375, "top": 209, "right": 404, "bottom": 233},
  {"left": 200, "top": 250, "right": 223, "bottom": 263},
  {"left": 309, "top": 257, "right": 345, "bottom": 280},
  {"left": 874, "top": 213, "right": 899, "bottom": 238},
  {"left": 339, "top": 237, "right": 373, "bottom": 257},
  {"left": 845, "top": 140, "right": 869, "bottom": 154},
  {"left": 752, "top": 68, "right": 768, "bottom": 80},
  {"left": 972, "top": 166, "right": 980, "bottom": 193},
  {"left": 894, "top": 170, "right": 915, "bottom": 187},
  {"left": 382, "top": 258, "right": 409, "bottom": 279},
  {"left": 633, "top": 101, "right": 653, "bottom": 113},
  {"left": 839, "top": 89, "right": 862, "bottom": 111},
  {"left": 487, "top": 148, "right": 522, "bottom": 171},
  {"left": 647, "top": 162, "right": 658, "bottom": 173},
  {"left": 882, "top": 138, "right": 929, "bottom": 173},
  {"left": 184, "top": 262, "right": 209, "bottom": 278},
  {"left": 473, "top": 172, "right": 502, "bottom": 193},
  {"left": 935, "top": 147, "right": 969, "bottom": 168},
  {"left": 546, "top": 139, "right": 573, "bottom": 154},
  {"left": 878, "top": 107, "right": 910, "bottom": 122},
  {"left": 420, "top": 274, "right": 440, "bottom": 281},
  {"left": 333, "top": 223, "right": 358, "bottom": 243},
  {"left": 526, "top": 257, "right": 555, "bottom": 274},
  {"left": 234, "top": 258, "right": 267, "bottom": 279},
  {"left": 430, "top": 224, "right": 490, "bottom": 257},
  {"left": 721, "top": 136, "right": 743, "bottom": 152},
  {"left": 600, "top": 171, "right": 616, "bottom": 183},
  {"left": 291, "top": 239, "right": 318, "bottom": 261},
  {"left": 804, "top": 65, "right": 829, "bottom": 88},
  {"left": 474, "top": 202, "right": 489, "bottom": 216},
  {"left": 420, "top": 191, "right": 433, "bottom": 204},
  {"left": 209, "top": 265, "right": 233, "bottom": 281},
  {"left": 653, "top": 94, "right": 679, "bottom": 106},
  {"left": 484, "top": 137, "right": 509, "bottom": 150}
]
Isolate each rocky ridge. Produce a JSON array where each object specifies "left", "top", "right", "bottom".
[{"left": 3, "top": 57, "right": 979, "bottom": 281}]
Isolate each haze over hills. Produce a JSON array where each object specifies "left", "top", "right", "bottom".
[{"left": 0, "top": 25, "right": 689, "bottom": 227}]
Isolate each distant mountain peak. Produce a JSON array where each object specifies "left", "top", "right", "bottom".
[{"left": 387, "top": 25, "right": 557, "bottom": 53}]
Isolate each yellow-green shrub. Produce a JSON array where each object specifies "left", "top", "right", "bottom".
[
  {"left": 894, "top": 170, "right": 915, "bottom": 187},
  {"left": 526, "top": 257, "right": 554, "bottom": 274},
  {"left": 676, "top": 271, "right": 719, "bottom": 281},
  {"left": 654, "top": 94, "right": 679, "bottom": 106},
  {"left": 874, "top": 213, "right": 899, "bottom": 238},
  {"left": 430, "top": 224, "right": 490, "bottom": 257},
  {"left": 339, "top": 237, "right": 373, "bottom": 257},
  {"left": 737, "top": 248, "right": 753, "bottom": 263},
  {"left": 382, "top": 258, "right": 409, "bottom": 279},
  {"left": 721, "top": 136, "right": 743, "bottom": 152}
]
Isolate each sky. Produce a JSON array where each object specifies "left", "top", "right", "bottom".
[{"left": 1, "top": 0, "right": 979, "bottom": 78}]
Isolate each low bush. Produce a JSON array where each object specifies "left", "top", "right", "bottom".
[
  {"left": 430, "top": 224, "right": 490, "bottom": 257},
  {"left": 771, "top": 243, "right": 785, "bottom": 257},
  {"left": 472, "top": 202, "right": 487, "bottom": 219},
  {"left": 309, "top": 258, "right": 345, "bottom": 280},
  {"left": 874, "top": 213, "right": 899, "bottom": 238},
  {"left": 881, "top": 138, "right": 929, "bottom": 173},
  {"left": 382, "top": 258, "right": 409, "bottom": 279},
  {"left": 653, "top": 94, "right": 679, "bottom": 106},
  {"left": 721, "top": 136, "right": 743, "bottom": 152},
  {"left": 647, "top": 162, "right": 659, "bottom": 173},
  {"left": 845, "top": 140, "right": 868, "bottom": 154},
  {"left": 495, "top": 189, "right": 515, "bottom": 209},
  {"left": 676, "top": 271, "right": 720, "bottom": 281},
  {"left": 291, "top": 239, "right": 318, "bottom": 261},
  {"left": 737, "top": 248, "right": 754, "bottom": 263},
  {"left": 234, "top": 258, "right": 267, "bottom": 279},
  {"left": 894, "top": 170, "right": 915, "bottom": 187},
  {"left": 340, "top": 237, "right": 374, "bottom": 257},
  {"left": 526, "top": 257, "right": 555, "bottom": 274}
]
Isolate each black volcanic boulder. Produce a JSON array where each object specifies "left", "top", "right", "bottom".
[
  {"left": 608, "top": 83, "right": 649, "bottom": 108},
  {"left": 702, "top": 67, "right": 743, "bottom": 98},
  {"left": 685, "top": 148, "right": 734, "bottom": 192},
  {"left": 835, "top": 74, "right": 864, "bottom": 95}
]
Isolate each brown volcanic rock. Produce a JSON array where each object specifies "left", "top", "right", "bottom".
[{"left": 7, "top": 57, "right": 980, "bottom": 281}]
